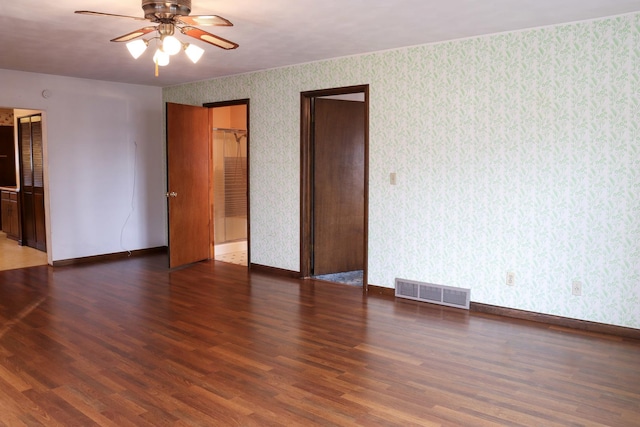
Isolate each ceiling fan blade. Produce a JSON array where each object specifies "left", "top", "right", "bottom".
[
  {"left": 180, "top": 26, "right": 238, "bottom": 50},
  {"left": 75, "top": 10, "right": 146, "bottom": 21},
  {"left": 176, "top": 15, "right": 233, "bottom": 27},
  {"left": 111, "top": 26, "right": 157, "bottom": 42}
]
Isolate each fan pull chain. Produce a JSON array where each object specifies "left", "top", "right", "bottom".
[{"left": 155, "top": 58, "right": 159, "bottom": 77}]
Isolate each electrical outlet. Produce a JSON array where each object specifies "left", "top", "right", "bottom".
[
  {"left": 572, "top": 281, "right": 582, "bottom": 296},
  {"left": 506, "top": 271, "right": 515, "bottom": 286}
]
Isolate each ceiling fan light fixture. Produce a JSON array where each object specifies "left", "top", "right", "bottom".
[
  {"left": 126, "top": 39, "right": 148, "bottom": 59},
  {"left": 184, "top": 44, "right": 204, "bottom": 63},
  {"left": 153, "top": 48, "right": 170, "bottom": 66},
  {"left": 76, "top": 1, "right": 238, "bottom": 76},
  {"left": 162, "top": 35, "right": 182, "bottom": 55}
]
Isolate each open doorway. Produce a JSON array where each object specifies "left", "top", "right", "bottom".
[
  {"left": 300, "top": 85, "right": 369, "bottom": 291},
  {"left": 206, "top": 100, "right": 249, "bottom": 267},
  {"left": 165, "top": 100, "right": 249, "bottom": 269},
  {"left": 0, "top": 107, "right": 48, "bottom": 271}
]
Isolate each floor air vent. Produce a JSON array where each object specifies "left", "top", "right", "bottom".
[{"left": 395, "top": 278, "right": 470, "bottom": 310}]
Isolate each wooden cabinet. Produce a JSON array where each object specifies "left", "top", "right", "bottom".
[
  {"left": 0, "top": 126, "right": 17, "bottom": 187},
  {"left": 1, "top": 189, "right": 20, "bottom": 241}
]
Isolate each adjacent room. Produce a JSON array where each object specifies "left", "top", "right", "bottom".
[
  {"left": 0, "top": 109, "right": 49, "bottom": 271},
  {"left": 0, "top": 0, "right": 639, "bottom": 425}
]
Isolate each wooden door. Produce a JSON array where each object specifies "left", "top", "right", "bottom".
[
  {"left": 18, "top": 115, "right": 46, "bottom": 251},
  {"left": 312, "top": 98, "right": 365, "bottom": 275},
  {"left": 166, "top": 103, "right": 210, "bottom": 268}
]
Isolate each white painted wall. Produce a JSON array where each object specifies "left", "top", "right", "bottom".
[{"left": 0, "top": 69, "right": 165, "bottom": 262}]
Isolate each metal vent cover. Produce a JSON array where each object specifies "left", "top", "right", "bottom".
[{"left": 395, "top": 278, "right": 470, "bottom": 310}]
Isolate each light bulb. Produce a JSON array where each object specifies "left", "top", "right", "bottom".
[
  {"left": 153, "top": 49, "right": 170, "bottom": 66},
  {"left": 184, "top": 44, "right": 204, "bottom": 63},
  {"left": 162, "top": 35, "right": 182, "bottom": 56},
  {"left": 126, "top": 39, "right": 148, "bottom": 59}
]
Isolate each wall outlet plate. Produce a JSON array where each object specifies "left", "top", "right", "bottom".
[
  {"left": 572, "top": 280, "right": 582, "bottom": 296},
  {"left": 506, "top": 271, "right": 515, "bottom": 286}
]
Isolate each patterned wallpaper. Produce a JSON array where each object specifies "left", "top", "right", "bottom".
[
  {"left": 164, "top": 13, "right": 640, "bottom": 329},
  {"left": 0, "top": 109, "right": 13, "bottom": 126}
]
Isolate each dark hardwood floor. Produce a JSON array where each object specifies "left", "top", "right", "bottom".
[{"left": 0, "top": 254, "right": 639, "bottom": 426}]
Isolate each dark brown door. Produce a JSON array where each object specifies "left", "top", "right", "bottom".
[
  {"left": 19, "top": 115, "right": 46, "bottom": 251},
  {"left": 166, "top": 103, "right": 210, "bottom": 268},
  {"left": 312, "top": 98, "right": 365, "bottom": 275}
]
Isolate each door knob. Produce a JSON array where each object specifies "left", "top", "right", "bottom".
[{"left": 166, "top": 191, "right": 178, "bottom": 197}]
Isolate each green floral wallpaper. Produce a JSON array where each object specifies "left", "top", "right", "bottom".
[{"left": 164, "top": 13, "right": 640, "bottom": 329}]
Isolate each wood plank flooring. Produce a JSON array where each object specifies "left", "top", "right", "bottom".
[{"left": 0, "top": 254, "right": 639, "bottom": 426}]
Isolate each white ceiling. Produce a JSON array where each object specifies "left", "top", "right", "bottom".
[{"left": 2, "top": 0, "right": 640, "bottom": 87}]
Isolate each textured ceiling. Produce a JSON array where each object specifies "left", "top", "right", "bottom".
[{"left": 1, "top": 0, "right": 640, "bottom": 87}]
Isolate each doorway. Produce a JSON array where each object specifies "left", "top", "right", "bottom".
[
  {"left": 300, "top": 85, "right": 369, "bottom": 291},
  {"left": 166, "top": 100, "right": 250, "bottom": 269},
  {"left": 209, "top": 103, "right": 248, "bottom": 266},
  {"left": 0, "top": 107, "right": 48, "bottom": 271}
]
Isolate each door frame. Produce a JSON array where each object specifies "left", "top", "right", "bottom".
[
  {"left": 300, "top": 85, "right": 369, "bottom": 292},
  {"left": 203, "top": 99, "right": 251, "bottom": 267}
]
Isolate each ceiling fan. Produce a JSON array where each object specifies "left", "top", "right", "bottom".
[{"left": 75, "top": 0, "right": 238, "bottom": 73}]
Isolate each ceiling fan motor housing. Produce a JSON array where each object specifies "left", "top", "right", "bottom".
[{"left": 142, "top": 0, "right": 191, "bottom": 19}]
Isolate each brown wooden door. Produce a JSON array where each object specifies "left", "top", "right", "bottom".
[
  {"left": 19, "top": 115, "right": 46, "bottom": 251},
  {"left": 166, "top": 103, "right": 210, "bottom": 268},
  {"left": 313, "top": 98, "right": 365, "bottom": 275}
]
